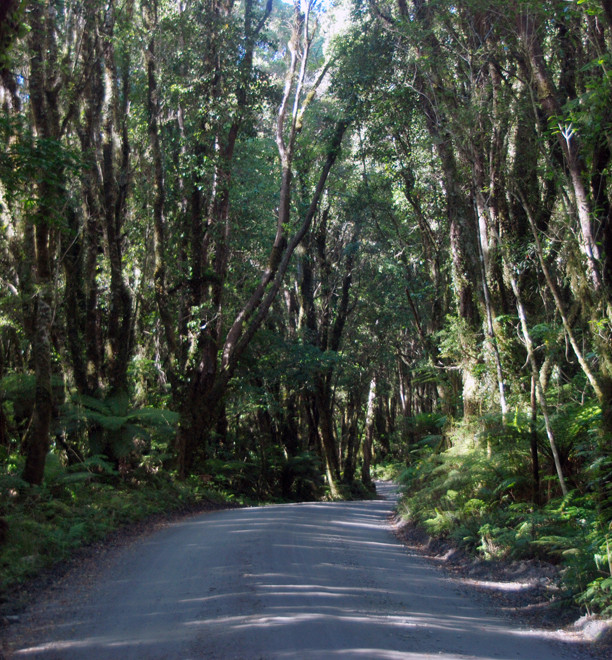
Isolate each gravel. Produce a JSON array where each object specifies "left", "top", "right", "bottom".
[{"left": 1, "top": 482, "right": 606, "bottom": 659}]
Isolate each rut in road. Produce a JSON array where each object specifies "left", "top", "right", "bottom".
[{"left": 5, "top": 482, "right": 593, "bottom": 659}]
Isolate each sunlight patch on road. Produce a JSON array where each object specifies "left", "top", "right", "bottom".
[
  {"left": 460, "top": 577, "right": 544, "bottom": 592},
  {"left": 258, "top": 583, "right": 378, "bottom": 593},
  {"left": 269, "top": 651, "right": 472, "bottom": 659},
  {"left": 332, "top": 519, "right": 386, "bottom": 530}
]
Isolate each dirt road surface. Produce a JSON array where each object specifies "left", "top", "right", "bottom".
[{"left": 4, "top": 482, "right": 594, "bottom": 659}]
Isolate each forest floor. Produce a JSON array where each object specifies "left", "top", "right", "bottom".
[{"left": 392, "top": 515, "right": 612, "bottom": 658}]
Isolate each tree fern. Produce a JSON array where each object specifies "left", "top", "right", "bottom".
[{"left": 62, "top": 394, "right": 179, "bottom": 462}]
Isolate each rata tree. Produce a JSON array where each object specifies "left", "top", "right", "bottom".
[
  {"left": 0, "top": 0, "right": 89, "bottom": 484},
  {"left": 143, "top": 0, "right": 352, "bottom": 477},
  {"left": 354, "top": 0, "right": 612, "bottom": 504}
]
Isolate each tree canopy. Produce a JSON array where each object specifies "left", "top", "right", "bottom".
[{"left": 1, "top": 0, "right": 612, "bottom": 617}]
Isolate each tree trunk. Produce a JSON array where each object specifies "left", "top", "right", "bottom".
[
  {"left": 101, "top": 0, "right": 134, "bottom": 395},
  {"left": 361, "top": 377, "right": 377, "bottom": 489},
  {"left": 517, "top": 11, "right": 604, "bottom": 294},
  {"left": 76, "top": 11, "right": 104, "bottom": 394},
  {"left": 502, "top": 250, "right": 568, "bottom": 497},
  {"left": 315, "top": 377, "right": 341, "bottom": 491},
  {"left": 22, "top": 289, "right": 52, "bottom": 485},
  {"left": 144, "top": 0, "right": 178, "bottom": 388},
  {"left": 342, "top": 385, "right": 363, "bottom": 484},
  {"left": 474, "top": 183, "right": 508, "bottom": 419},
  {"left": 21, "top": 0, "right": 58, "bottom": 485},
  {"left": 530, "top": 375, "right": 541, "bottom": 505}
]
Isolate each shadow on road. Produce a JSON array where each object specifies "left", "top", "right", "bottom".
[{"left": 10, "top": 483, "right": 592, "bottom": 659}]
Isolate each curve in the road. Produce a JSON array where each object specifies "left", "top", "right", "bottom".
[{"left": 7, "top": 482, "right": 591, "bottom": 659}]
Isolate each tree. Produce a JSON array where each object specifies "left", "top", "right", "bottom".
[
  {"left": 140, "top": 0, "right": 350, "bottom": 477},
  {"left": 0, "top": 0, "right": 24, "bottom": 60}
]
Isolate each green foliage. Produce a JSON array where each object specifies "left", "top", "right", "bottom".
[
  {"left": 371, "top": 461, "right": 406, "bottom": 481},
  {"left": 198, "top": 451, "right": 326, "bottom": 503},
  {"left": 0, "top": 0, "right": 27, "bottom": 67},
  {"left": 281, "top": 452, "right": 325, "bottom": 501},
  {"left": 398, "top": 442, "right": 508, "bottom": 543},
  {"left": 337, "top": 478, "right": 378, "bottom": 501},
  {"left": 331, "top": 19, "right": 396, "bottom": 116},
  {"left": 0, "top": 373, "right": 66, "bottom": 456},
  {"left": 437, "top": 315, "right": 481, "bottom": 365},
  {"left": 0, "top": 116, "right": 81, "bottom": 227},
  {"left": 397, "top": 408, "right": 612, "bottom": 614},
  {"left": 0, "top": 460, "right": 226, "bottom": 598},
  {"left": 245, "top": 330, "right": 341, "bottom": 394},
  {"left": 407, "top": 412, "right": 447, "bottom": 442},
  {"left": 0, "top": 471, "right": 28, "bottom": 510},
  {"left": 530, "top": 493, "right": 612, "bottom": 615},
  {"left": 200, "top": 458, "right": 262, "bottom": 501},
  {"left": 61, "top": 393, "right": 179, "bottom": 462},
  {"left": 0, "top": 372, "right": 64, "bottom": 417}
]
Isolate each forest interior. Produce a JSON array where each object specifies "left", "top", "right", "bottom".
[{"left": 1, "top": 0, "right": 612, "bottom": 631}]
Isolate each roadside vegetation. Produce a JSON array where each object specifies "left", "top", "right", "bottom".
[
  {"left": 389, "top": 406, "right": 612, "bottom": 617},
  {"left": 0, "top": 443, "right": 333, "bottom": 604},
  {"left": 0, "top": 463, "right": 218, "bottom": 600},
  {"left": 1, "top": 0, "right": 612, "bottom": 628}
]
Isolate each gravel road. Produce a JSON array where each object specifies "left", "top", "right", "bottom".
[{"left": 4, "top": 482, "right": 595, "bottom": 659}]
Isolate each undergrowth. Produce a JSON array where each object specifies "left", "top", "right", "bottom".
[
  {"left": 371, "top": 461, "right": 406, "bottom": 482},
  {"left": 397, "top": 408, "right": 612, "bottom": 618},
  {"left": 0, "top": 456, "right": 230, "bottom": 605},
  {"left": 0, "top": 448, "right": 358, "bottom": 605}
]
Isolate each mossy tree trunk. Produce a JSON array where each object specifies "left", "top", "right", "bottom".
[{"left": 21, "top": 0, "right": 58, "bottom": 485}]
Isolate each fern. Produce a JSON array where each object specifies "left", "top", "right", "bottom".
[{"left": 62, "top": 394, "right": 179, "bottom": 462}]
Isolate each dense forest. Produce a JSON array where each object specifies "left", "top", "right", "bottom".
[{"left": 1, "top": 0, "right": 612, "bottom": 617}]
